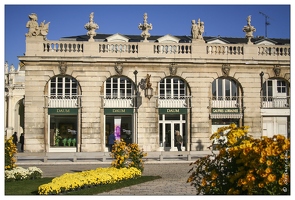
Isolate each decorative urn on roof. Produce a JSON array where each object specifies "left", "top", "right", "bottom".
[
  {"left": 84, "top": 12, "right": 99, "bottom": 42},
  {"left": 243, "top": 15, "right": 256, "bottom": 44}
]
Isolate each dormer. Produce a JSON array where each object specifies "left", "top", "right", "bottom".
[
  {"left": 156, "top": 34, "right": 180, "bottom": 43},
  {"left": 254, "top": 38, "right": 277, "bottom": 45},
  {"left": 206, "top": 37, "right": 230, "bottom": 44},
  {"left": 106, "top": 33, "right": 130, "bottom": 42}
]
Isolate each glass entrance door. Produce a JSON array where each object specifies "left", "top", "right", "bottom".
[
  {"left": 159, "top": 114, "right": 186, "bottom": 151},
  {"left": 163, "top": 122, "right": 181, "bottom": 151}
]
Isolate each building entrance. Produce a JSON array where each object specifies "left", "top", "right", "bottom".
[{"left": 159, "top": 114, "right": 186, "bottom": 151}]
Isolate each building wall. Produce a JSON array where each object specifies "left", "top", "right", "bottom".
[{"left": 22, "top": 58, "right": 290, "bottom": 152}]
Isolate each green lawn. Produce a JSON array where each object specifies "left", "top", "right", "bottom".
[{"left": 5, "top": 176, "right": 161, "bottom": 195}]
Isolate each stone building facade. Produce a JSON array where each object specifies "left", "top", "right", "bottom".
[
  {"left": 16, "top": 12, "right": 290, "bottom": 153},
  {"left": 4, "top": 62, "right": 25, "bottom": 140}
]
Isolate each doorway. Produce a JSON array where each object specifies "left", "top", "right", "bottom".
[{"left": 159, "top": 114, "right": 186, "bottom": 151}]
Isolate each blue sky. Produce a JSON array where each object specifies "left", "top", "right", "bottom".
[{"left": 3, "top": 3, "right": 291, "bottom": 69}]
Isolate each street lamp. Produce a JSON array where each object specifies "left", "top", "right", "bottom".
[{"left": 144, "top": 74, "right": 153, "bottom": 100}]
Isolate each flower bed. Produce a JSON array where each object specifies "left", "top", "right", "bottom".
[
  {"left": 5, "top": 166, "right": 43, "bottom": 182},
  {"left": 38, "top": 167, "right": 141, "bottom": 195}
]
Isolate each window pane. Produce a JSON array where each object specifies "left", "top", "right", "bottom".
[
  {"left": 212, "top": 80, "right": 216, "bottom": 98},
  {"left": 225, "top": 79, "right": 230, "bottom": 97},
  {"left": 218, "top": 79, "right": 222, "bottom": 97}
]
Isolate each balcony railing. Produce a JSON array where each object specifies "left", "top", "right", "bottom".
[
  {"left": 157, "top": 96, "right": 191, "bottom": 108},
  {"left": 46, "top": 95, "right": 81, "bottom": 108},
  {"left": 261, "top": 96, "right": 290, "bottom": 108},
  {"left": 210, "top": 96, "right": 242, "bottom": 108},
  {"left": 103, "top": 97, "right": 134, "bottom": 108}
]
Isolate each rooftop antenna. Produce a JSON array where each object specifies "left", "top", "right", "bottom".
[{"left": 259, "top": 11, "right": 272, "bottom": 38}]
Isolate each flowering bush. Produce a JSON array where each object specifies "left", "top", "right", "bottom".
[
  {"left": 127, "top": 143, "right": 147, "bottom": 172},
  {"left": 5, "top": 166, "right": 43, "bottom": 182},
  {"left": 38, "top": 167, "right": 141, "bottom": 195},
  {"left": 5, "top": 136, "right": 17, "bottom": 170},
  {"left": 187, "top": 124, "right": 290, "bottom": 195},
  {"left": 111, "top": 139, "right": 130, "bottom": 168},
  {"left": 110, "top": 140, "right": 147, "bottom": 172}
]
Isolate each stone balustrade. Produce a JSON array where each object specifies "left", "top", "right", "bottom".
[{"left": 24, "top": 38, "right": 290, "bottom": 62}]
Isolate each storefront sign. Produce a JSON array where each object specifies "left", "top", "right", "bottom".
[
  {"left": 159, "top": 108, "right": 187, "bottom": 114},
  {"left": 211, "top": 108, "right": 240, "bottom": 113},
  {"left": 48, "top": 108, "right": 78, "bottom": 115},
  {"left": 104, "top": 108, "right": 133, "bottom": 115}
]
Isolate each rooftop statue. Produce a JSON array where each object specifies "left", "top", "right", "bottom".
[
  {"left": 25, "top": 13, "right": 50, "bottom": 40},
  {"left": 84, "top": 12, "right": 99, "bottom": 42},
  {"left": 243, "top": 15, "right": 256, "bottom": 44},
  {"left": 138, "top": 13, "right": 153, "bottom": 42},
  {"left": 191, "top": 18, "right": 204, "bottom": 41}
]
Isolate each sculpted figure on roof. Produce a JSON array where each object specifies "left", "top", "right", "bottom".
[
  {"left": 26, "top": 13, "right": 50, "bottom": 40},
  {"left": 191, "top": 18, "right": 204, "bottom": 41}
]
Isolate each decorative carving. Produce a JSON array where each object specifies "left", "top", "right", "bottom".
[
  {"left": 146, "top": 74, "right": 152, "bottom": 89},
  {"left": 169, "top": 63, "right": 177, "bottom": 75},
  {"left": 59, "top": 62, "right": 67, "bottom": 74},
  {"left": 115, "top": 63, "right": 123, "bottom": 75},
  {"left": 84, "top": 12, "right": 99, "bottom": 42},
  {"left": 138, "top": 78, "right": 146, "bottom": 90},
  {"left": 25, "top": 13, "right": 50, "bottom": 40},
  {"left": 273, "top": 65, "right": 281, "bottom": 77},
  {"left": 222, "top": 64, "right": 231, "bottom": 76},
  {"left": 9, "top": 64, "right": 15, "bottom": 73},
  {"left": 19, "top": 62, "right": 25, "bottom": 69},
  {"left": 138, "top": 13, "right": 153, "bottom": 42},
  {"left": 191, "top": 18, "right": 204, "bottom": 40},
  {"left": 243, "top": 15, "right": 256, "bottom": 44}
]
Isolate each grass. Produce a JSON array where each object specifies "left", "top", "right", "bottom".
[{"left": 5, "top": 176, "right": 161, "bottom": 195}]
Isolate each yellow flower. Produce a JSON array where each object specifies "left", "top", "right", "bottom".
[
  {"left": 201, "top": 178, "right": 206, "bottom": 187},
  {"left": 265, "top": 167, "right": 272, "bottom": 174},
  {"left": 265, "top": 147, "right": 272, "bottom": 156},
  {"left": 266, "top": 160, "right": 272, "bottom": 166},
  {"left": 278, "top": 178, "right": 285, "bottom": 186},
  {"left": 258, "top": 182, "right": 264, "bottom": 188},
  {"left": 259, "top": 157, "right": 266, "bottom": 164},
  {"left": 267, "top": 174, "right": 276, "bottom": 182},
  {"left": 211, "top": 171, "right": 218, "bottom": 180}
]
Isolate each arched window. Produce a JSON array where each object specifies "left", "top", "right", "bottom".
[
  {"left": 105, "top": 77, "right": 133, "bottom": 99},
  {"left": 212, "top": 78, "right": 238, "bottom": 100},
  {"left": 159, "top": 77, "right": 186, "bottom": 99},
  {"left": 50, "top": 76, "right": 78, "bottom": 97}
]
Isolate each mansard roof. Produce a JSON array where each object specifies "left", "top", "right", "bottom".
[{"left": 60, "top": 33, "right": 290, "bottom": 45}]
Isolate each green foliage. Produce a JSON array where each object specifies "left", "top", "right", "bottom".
[{"left": 187, "top": 124, "right": 290, "bottom": 195}]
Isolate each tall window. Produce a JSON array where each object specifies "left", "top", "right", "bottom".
[
  {"left": 159, "top": 77, "right": 186, "bottom": 98},
  {"left": 105, "top": 77, "right": 133, "bottom": 98},
  {"left": 262, "top": 79, "right": 288, "bottom": 97},
  {"left": 50, "top": 76, "right": 78, "bottom": 97},
  {"left": 212, "top": 78, "right": 238, "bottom": 100}
]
